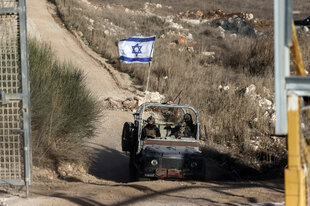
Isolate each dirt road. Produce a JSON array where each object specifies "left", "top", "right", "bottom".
[
  {"left": 0, "top": 0, "right": 284, "bottom": 205},
  {"left": 27, "top": 0, "right": 135, "bottom": 183}
]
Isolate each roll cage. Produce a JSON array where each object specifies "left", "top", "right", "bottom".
[{"left": 133, "top": 102, "right": 200, "bottom": 148}]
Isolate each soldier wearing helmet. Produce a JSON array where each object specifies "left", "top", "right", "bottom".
[
  {"left": 183, "top": 113, "right": 196, "bottom": 137},
  {"left": 141, "top": 116, "right": 161, "bottom": 139}
]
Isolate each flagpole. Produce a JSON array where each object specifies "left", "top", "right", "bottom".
[{"left": 145, "top": 62, "right": 152, "bottom": 92}]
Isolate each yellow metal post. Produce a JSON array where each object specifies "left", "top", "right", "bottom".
[
  {"left": 290, "top": 22, "right": 307, "bottom": 76},
  {"left": 285, "top": 95, "right": 306, "bottom": 206},
  {"left": 285, "top": 21, "right": 309, "bottom": 206}
]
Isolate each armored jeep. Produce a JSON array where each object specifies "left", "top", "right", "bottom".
[{"left": 121, "top": 102, "right": 206, "bottom": 181}]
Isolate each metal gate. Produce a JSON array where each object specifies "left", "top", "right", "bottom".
[{"left": 0, "top": 0, "right": 32, "bottom": 196}]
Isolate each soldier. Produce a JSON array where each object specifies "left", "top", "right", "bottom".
[
  {"left": 183, "top": 113, "right": 196, "bottom": 137},
  {"left": 141, "top": 116, "right": 161, "bottom": 139},
  {"left": 174, "top": 121, "right": 186, "bottom": 139}
]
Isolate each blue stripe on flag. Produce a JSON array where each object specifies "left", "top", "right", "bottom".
[
  {"left": 120, "top": 56, "right": 152, "bottom": 63},
  {"left": 120, "top": 36, "right": 156, "bottom": 42}
]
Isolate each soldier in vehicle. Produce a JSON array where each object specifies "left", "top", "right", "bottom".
[
  {"left": 141, "top": 116, "right": 161, "bottom": 139},
  {"left": 174, "top": 121, "right": 196, "bottom": 139},
  {"left": 183, "top": 113, "right": 196, "bottom": 137}
]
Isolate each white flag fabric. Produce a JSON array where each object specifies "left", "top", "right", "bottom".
[{"left": 118, "top": 36, "right": 156, "bottom": 63}]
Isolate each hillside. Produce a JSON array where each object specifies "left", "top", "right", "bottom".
[{"left": 49, "top": 0, "right": 298, "bottom": 174}]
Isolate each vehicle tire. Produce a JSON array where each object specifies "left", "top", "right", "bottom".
[{"left": 122, "top": 122, "right": 134, "bottom": 152}]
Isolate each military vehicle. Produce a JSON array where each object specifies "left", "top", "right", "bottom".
[{"left": 121, "top": 102, "right": 206, "bottom": 181}]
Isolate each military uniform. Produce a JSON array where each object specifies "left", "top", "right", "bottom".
[
  {"left": 184, "top": 113, "right": 196, "bottom": 137},
  {"left": 141, "top": 116, "right": 161, "bottom": 139},
  {"left": 174, "top": 121, "right": 192, "bottom": 138}
]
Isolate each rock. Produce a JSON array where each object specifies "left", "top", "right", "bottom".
[
  {"left": 223, "top": 85, "right": 230, "bottom": 91},
  {"left": 230, "top": 33, "right": 237, "bottom": 38},
  {"left": 169, "top": 22, "right": 183, "bottom": 30},
  {"left": 122, "top": 99, "right": 137, "bottom": 110},
  {"left": 106, "top": 97, "right": 122, "bottom": 109},
  {"left": 212, "top": 17, "right": 256, "bottom": 37},
  {"left": 258, "top": 98, "right": 272, "bottom": 109},
  {"left": 89, "top": 18, "right": 94, "bottom": 25},
  {"left": 137, "top": 91, "right": 165, "bottom": 106},
  {"left": 166, "top": 16, "right": 174, "bottom": 23},
  {"left": 87, "top": 25, "right": 94, "bottom": 32},
  {"left": 156, "top": 4, "right": 162, "bottom": 8},
  {"left": 187, "top": 46, "right": 194, "bottom": 53},
  {"left": 187, "top": 33, "right": 193, "bottom": 41},
  {"left": 247, "top": 13, "right": 254, "bottom": 20},
  {"left": 245, "top": 84, "right": 256, "bottom": 96},
  {"left": 217, "top": 26, "right": 225, "bottom": 33},
  {"left": 177, "top": 36, "right": 188, "bottom": 46},
  {"left": 134, "top": 96, "right": 144, "bottom": 106},
  {"left": 220, "top": 31, "right": 225, "bottom": 38},
  {"left": 202, "top": 51, "right": 215, "bottom": 57},
  {"left": 218, "top": 85, "right": 229, "bottom": 91},
  {"left": 169, "top": 42, "right": 177, "bottom": 47},
  {"left": 196, "top": 11, "right": 204, "bottom": 18},
  {"left": 77, "top": 31, "right": 83, "bottom": 37},
  {"left": 181, "top": 19, "right": 201, "bottom": 25},
  {"left": 304, "top": 26, "right": 309, "bottom": 32},
  {"left": 263, "top": 87, "right": 272, "bottom": 97},
  {"left": 178, "top": 47, "right": 185, "bottom": 52},
  {"left": 192, "top": 41, "right": 198, "bottom": 45}
]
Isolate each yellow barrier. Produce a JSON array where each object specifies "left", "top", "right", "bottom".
[{"left": 285, "top": 22, "right": 309, "bottom": 206}]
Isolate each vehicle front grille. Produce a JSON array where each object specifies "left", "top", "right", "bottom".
[{"left": 162, "top": 158, "right": 183, "bottom": 169}]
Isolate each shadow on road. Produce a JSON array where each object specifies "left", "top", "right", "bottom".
[
  {"left": 52, "top": 193, "right": 105, "bottom": 206},
  {"left": 33, "top": 180, "right": 283, "bottom": 206},
  {"left": 86, "top": 141, "right": 130, "bottom": 183}
]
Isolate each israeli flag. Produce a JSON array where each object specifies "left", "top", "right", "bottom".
[{"left": 118, "top": 36, "right": 156, "bottom": 63}]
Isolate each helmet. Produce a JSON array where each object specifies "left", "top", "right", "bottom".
[
  {"left": 147, "top": 116, "right": 155, "bottom": 124},
  {"left": 184, "top": 113, "right": 192, "bottom": 121}
]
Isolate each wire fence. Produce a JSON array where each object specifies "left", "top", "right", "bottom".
[
  {"left": 0, "top": 0, "right": 31, "bottom": 195},
  {"left": 0, "top": 1, "right": 18, "bottom": 8}
]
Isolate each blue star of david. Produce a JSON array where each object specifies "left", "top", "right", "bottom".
[{"left": 132, "top": 43, "right": 142, "bottom": 57}]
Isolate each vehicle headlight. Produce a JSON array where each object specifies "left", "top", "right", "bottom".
[
  {"left": 190, "top": 162, "right": 198, "bottom": 168},
  {"left": 151, "top": 159, "right": 158, "bottom": 166}
]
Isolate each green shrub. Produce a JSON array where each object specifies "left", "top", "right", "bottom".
[{"left": 29, "top": 39, "right": 101, "bottom": 167}]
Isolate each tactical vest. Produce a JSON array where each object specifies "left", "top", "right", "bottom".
[{"left": 145, "top": 127, "right": 156, "bottom": 138}]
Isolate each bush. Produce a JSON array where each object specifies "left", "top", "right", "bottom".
[
  {"left": 222, "top": 37, "right": 274, "bottom": 76},
  {"left": 29, "top": 39, "right": 101, "bottom": 167}
]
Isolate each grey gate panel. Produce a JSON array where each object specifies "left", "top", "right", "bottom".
[{"left": 0, "top": 0, "right": 32, "bottom": 195}]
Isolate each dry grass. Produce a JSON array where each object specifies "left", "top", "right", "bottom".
[{"left": 50, "top": 0, "right": 294, "bottom": 175}]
